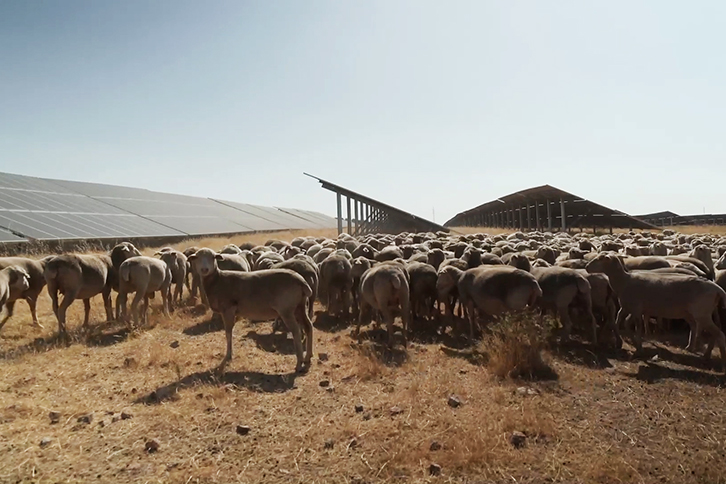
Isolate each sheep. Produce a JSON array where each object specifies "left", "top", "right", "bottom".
[
  {"left": 576, "top": 271, "right": 621, "bottom": 347},
  {"left": 220, "top": 244, "right": 242, "bottom": 255},
  {"left": 187, "top": 248, "right": 314, "bottom": 374},
  {"left": 351, "top": 243, "right": 378, "bottom": 260},
  {"left": 357, "top": 262, "right": 411, "bottom": 347},
  {"left": 506, "top": 253, "right": 531, "bottom": 272},
  {"left": 426, "top": 249, "right": 446, "bottom": 270},
  {"left": 313, "top": 248, "right": 335, "bottom": 264},
  {"left": 190, "top": 252, "right": 251, "bottom": 308},
  {"left": 375, "top": 246, "right": 404, "bottom": 262},
  {"left": 531, "top": 267, "right": 598, "bottom": 345},
  {"left": 407, "top": 261, "right": 438, "bottom": 321},
  {"left": 155, "top": 249, "right": 187, "bottom": 306},
  {"left": 253, "top": 252, "right": 284, "bottom": 271},
  {"left": 0, "top": 257, "right": 48, "bottom": 330},
  {"left": 455, "top": 265, "right": 542, "bottom": 342},
  {"left": 665, "top": 255, "right": 713, "bottom": 280},
  {"left": 117, "top": 256, "right": 172, "bottom": 326},
  {"left": 0, "top": 266, "right": 31, "bottom": 331},
  {"left": 586, "top": 253, "right": 726, "bottom": 367},
  {"left": 351, "top": 257, "right": 372, "bottom": 318},
  {"left": 318, "top": 254, "right": 353, "bottom": 320},
  {"left": 44, "top": 254, "right": 115, "bottom": 335},
  {"left": 272, "top": 258, "right": 319, "bottom": 318}
]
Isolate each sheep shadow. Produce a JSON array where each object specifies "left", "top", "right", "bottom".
[
  {"left": 136, "top": 369, "right": 298, "bottom": 404},
  {"left": 351, "top": 339, "right": 409, "bottom": 368},
  {"left": 84, "top": 323, "right": 132, "bottom": 347},
  {"left": 439, "top": 346, "right": 489, "bottom": 366},
  {"left": 0, "top": 320, "right": 133, "bottom": 359},
  {"left": 550, "top": 340, "right": 619, "bottom": 369},
  {"left": 245, "top": 329, "right": 296, "bottom": 355},
  {"left": 183, "top": 315, "right": 224, "bottom": 336},
  {"left": 647, "top": 343, "right": 722, "bottom": 372},
  {"left": 625, "top": 362, "right": 726, "bottom": 387},
  {"left": 313, "top": 312, "right": 352, "bottom": 333}
]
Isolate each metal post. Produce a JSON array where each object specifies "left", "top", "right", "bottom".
[
  {"left": 336, "top": 192, "right": 343, "bottom": 234},
  {"left": 345, "top": 197, "right": 353, "bottom": 234},
  {"left": 535, "top": 202, "right": 540, "bottom": 230},
  {"left": 546, "top": 199, "right": 552, "bottom": 231},
  {"left": 354, "top": 200, "right": 359, "bottom": 235},
  {"left": 519, "top": 207, "right": 523, "bottom": 229},
  {"left": 560, "top": 198, "right": 566, "bottom": 232},
  {"left": 526, "top": 202, "right": 531, "bottom": 231}
]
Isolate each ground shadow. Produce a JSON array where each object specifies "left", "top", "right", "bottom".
[
  {"left": 183, "top": 315, "right": 224, "bottom": 336},
  {"left": 245, "top": 329, "right": 296, "bottom": 355},
  {"left": 136, "top": 369, "right": 299, "bottom": 404},
  {"left": 625, "top": 361, "right": 726, "bottom": 387},
  {"left": 551, "top": 339, "right": 620, "bottom": 369},
  {"left": 85, "top": 323, "right": 132, "bottom": 347},
  {"left": 0, "top": 320, "right": 133, "bottom": 359},
  {"left": 313, "top": 312, "right": 352, "bottom": 333},
  {"left": 439, "top": 346, "right": 489, "bottom": 366}
]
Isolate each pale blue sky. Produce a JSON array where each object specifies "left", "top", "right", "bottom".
[{"left": 1, "top": 1, "right": 725, "bottom": 223}]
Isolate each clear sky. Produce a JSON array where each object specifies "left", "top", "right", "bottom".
[{"left": 1, "top": 1, "right": 725, "bottom": 223}]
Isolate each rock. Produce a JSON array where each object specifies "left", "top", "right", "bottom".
[
  {"left": 355, "top": 404, "right": 364, "bottom": 413},
  {"left": 145, "top": 439, "right": 160, "bottom": 453},
  {"left": 324, "top": 438, "right": 334, "bottom": 450},
  {"left": 429, "top": 441, "right": 442, "bottom": 451},
  {"left": 447, "top": 395, "right": 462, "bottom": 408},
  {"left": 389, "top": 406, "right": 403, "bottom": 415},
  {"left": 516, "top": 387, "right": 528, "bottom": 395},
  {"left": 319, "top": 380, "right": 330, "bottom": 388},
  {"left": 112, "top": 416, "right": 121, "bottom": 423},
  {"left": 121, "top": 412, "right": 133, "bottom": 420},
  {"left": 429, "top": 463, "right": 442, "bottom": 476},
  {"left": 318, "top": 353, "right": 329, "bottom": 362},
  {"left": 650, "top": 354, "right": 660, "bottom": 362},
  {"left": 236, "top": 425, "right": 251, "bottom": 436},
  {"left": 49, "top": 411, "right": 61, "bottom": 424},
  {"left": 510, "top": 431, "right": 527, "bottom": 448},
  {"left": 98, "top": 420, "right": 105, "bottom": 428},
  {"left": 124, "top": 357, "right": 137, "bottom": 368},
  {"left": 326, "top": 386, "right": 335, "bottom": 393},
  {"left": 77, "top": 414, "right": 93, "bottom": 424},
  {"left": 170, "top": 341, "right": 180, "bottom": 349},
  {"left": 39, "top": 437, "right": 52, "bottom": 448}
]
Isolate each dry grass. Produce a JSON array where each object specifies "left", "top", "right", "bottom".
[
  {"left": 1, "top": 230, "right": 726, "bottom": 483},
  {"left": 483, "top": 312, "right": 557, "bottom": 381}
]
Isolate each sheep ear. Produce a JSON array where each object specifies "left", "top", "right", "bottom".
[
  {"left": 8, "top": 270, "right": 17, "bottom": 284},
  {"left": 188, "top": 254, "right": 197, "bottom": 262},
  {"left": 215, "top": 254, "right": 224, "bottom": 261},
  {"left": 154, "top": 251, "right": 161, "bottom": 256}
]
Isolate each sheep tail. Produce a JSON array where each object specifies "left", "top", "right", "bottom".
[
  {"left": 120, "top": 264, "right": 131, "bottom": 283},
  {"left": 44, "top": 260, "right": 58, "bottom": 281}
]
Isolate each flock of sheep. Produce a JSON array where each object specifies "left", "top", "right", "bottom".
[{"left": 1, "top": 228, "right": 726, "bottom": 375}]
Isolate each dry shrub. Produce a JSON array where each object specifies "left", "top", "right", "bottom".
[{"left": 483, "top": 311, "right": 558, "bottom": 381}]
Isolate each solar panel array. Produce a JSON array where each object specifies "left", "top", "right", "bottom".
[{"left": 0, "top": 172, "right": 336, "bottom": 243}]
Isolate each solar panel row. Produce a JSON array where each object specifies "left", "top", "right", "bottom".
[{"left": 0, "top": 172, "right": 336, "bottom": 242}]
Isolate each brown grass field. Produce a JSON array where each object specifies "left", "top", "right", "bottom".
[{"left": 1, "top": 228, "right": 726, "bottom": 483}]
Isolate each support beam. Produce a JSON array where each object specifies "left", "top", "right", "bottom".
[
  {"left": 336, "top": 192, "right": 343, "bottom": 235},
  {"left": 526, "top": 202, "right": 531, "bottom": 231},
  {"left": 535, "top": 202, "right": 540, "bottom": 230},
  {"left": 560, "top": 198, "right": 566, "bottom": 232},
  {"left": 345, "top": 197, "right": 353, "bottom": 234},
  {"left": 354, "top": 200, "right": 359, "bottom": 235},
  {"left": 547, "top": 199, "right": 552, "bottom": 231},
  {"left": 519, "top": 207, "right": 524, "bottom": 229}
]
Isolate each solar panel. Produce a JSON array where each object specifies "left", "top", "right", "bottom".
[
  {"left": 0, "top": 171, "right": 336, "bottom": 242},
  {"left": 0, "top": 227, "right": 25, "bottom": 243}
]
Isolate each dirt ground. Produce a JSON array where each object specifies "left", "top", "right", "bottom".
[{"left": 1, "top": 230, "right": 725, "bottom": 484}]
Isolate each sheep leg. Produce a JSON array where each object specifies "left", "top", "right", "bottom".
[
  {"left": 102, "top": 287, "right": 113, "bottom": 322},
  {"left": 356, "top": 300, "right": 370, "bottom": 343},
  {"left": 297, "top": 303, "right": 314, "bottom": 368},
  {"left": 465, "top": 300, "right": 477, "bottom": 343},
  {"left": 142, "top": 295, "right": 150, "bottom": 325},
  {"left": 130, "top": 291, "right": 145, "bottom": 328},
  {"left": 174, "top": 282, "right": 183, "bottom": 307},
  {"left": 83, "top": 299, "right": 92, "bottom": 328},
  {"left": 343, "top": 288, "right": 351, "bottom": 323},
  {"left": 557, "top": 304, "right": 573, "bottom": 343},
  {"left": 57, "top": 287, "right": 78, "bottom": 334},
  {"left": 381, "top": 307, "right": 395, "bottom": 349},
  {"left": 0, "top": 301, "right": 15, "bottom": 331},
  {"left": 162, "top": 288, "right": 171, "bottom": 318},
  {"left": 280, "top": 310, "right": 306, "bottom": 372},
  {"left": 215, "top": 307, "right": 236, "bottom": 376},
  {"left": 605, "top": 299, "right": 622, "bottom": 349},
  {"left": 685, "top": 315, "right": 700, "bottom": 352}
]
